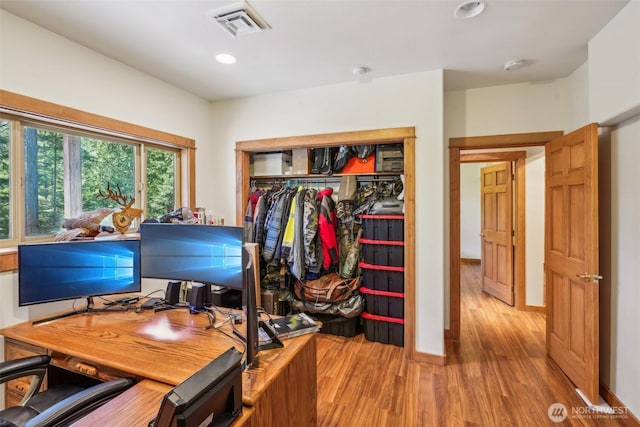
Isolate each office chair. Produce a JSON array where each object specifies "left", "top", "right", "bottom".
[{"left": 0, "top": 355, "right": 134, "bottom": 427}]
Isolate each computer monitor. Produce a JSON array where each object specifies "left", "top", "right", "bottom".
[
  {"left": 139, "top": 223, "right": 244, "bottom": 289},
  {"left": 19, "top": 239, "right": 141, "bottom": 306},
  {"left": 18, "top": 239, "right": 141, "bottom": 324},
  {"left": 140, "top": 223, "right": 263, "bottom": 367},
  {"left": 151, "top": 347, "right": 243, "bottom": 427}
]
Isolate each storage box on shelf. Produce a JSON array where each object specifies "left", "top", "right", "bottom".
[
  {"left": 291, "top": 148, "right": 311, "bottom": 175},
  {"left": 251, "top": 152, "right": 292, "bottom": 176},
  {"left": 360, "top": 287, "right": 404, "bottom": 318},
  {"left": 360, "top": 214, "right": 404, "bottom": 241},
  {"left": 311, "top": 313, "right": 361, "bottom": 337},
  {"left": 359, "top": 238, "right": 404, "bottom": 267},
  {"left": 360, "top": 262, "right": 405, "bottom": 293},
  {"left": 375, "top": 144, "right": 404, "bottom": 172},
  {"left": 361, "top": 312, "right": 404, "bottom": 347}
]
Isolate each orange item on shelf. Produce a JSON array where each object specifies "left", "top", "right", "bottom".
[{"left": 341, "top": 153, "right": 375, "bottom": 174}]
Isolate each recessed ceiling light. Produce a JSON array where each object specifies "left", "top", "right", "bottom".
[
  {"left": 454, "top": 1, "right": 486, "bottom": 19},
  {"left": 504, "top": 59, "right": 526, "bottom": 71},
  {"left": 216, "top": 53, "right": 236, "bottom": 64}
]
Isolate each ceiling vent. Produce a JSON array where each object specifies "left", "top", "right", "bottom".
[{"left": 208, "top": 2, "right": 271, "bottom": 37}]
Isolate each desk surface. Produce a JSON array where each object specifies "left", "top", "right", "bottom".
[{"left": 0, "top": 303, "right": 316, "bottom": 409}]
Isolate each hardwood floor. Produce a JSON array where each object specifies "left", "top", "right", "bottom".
[{"left": 315, "top": 261, "right": 638, "bottom": 426}]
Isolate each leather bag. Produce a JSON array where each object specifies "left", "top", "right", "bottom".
[{"left": 294, "top": 273, "right": 360, "bottom": 303}]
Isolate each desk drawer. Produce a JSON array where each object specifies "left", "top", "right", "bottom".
[
  {"left": 50, "top": 351, "right": 138, "bottom": 383},
  {"left": 4, "top": 338, "right": 48, "bottom": 407}
]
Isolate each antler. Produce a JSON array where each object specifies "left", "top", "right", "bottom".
[{"left": 98, "top": 183, "right": 134, "bottom": 208}]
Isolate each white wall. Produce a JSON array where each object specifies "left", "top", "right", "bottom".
[
  {"left": 604, "top": 116, "right": 640, "bottom": 417},
  {"left": 523, "top": 146, "right": 545, "bottom": 307},
  {"left": 209, "top": 71, "right": 446, "bottom": 356},
  {"left": 460, "top": 163, "right": 482, "bottom": 259},
  {"left": 0, "top": 11, "right": 213, "bottom": 330},
  {"left": 0, "top": 11, "right": 211, "bottom": 146},
  {"left": 444, "top": 80, "right": 571, "bottom": 136},
  {"left": 589, "top": 0, "right": 640, "bottom": 125}
]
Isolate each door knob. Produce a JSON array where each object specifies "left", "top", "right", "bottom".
[
  {"left": 575, "top": 272, "right": 603, "bottom": 282},
  {"left": 480, "top": 233, "right": 485, "bottom": 238}
]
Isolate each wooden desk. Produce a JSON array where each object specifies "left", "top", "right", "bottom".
[{"left": 1, "top": 306, "right": 317, "bottom": 426}]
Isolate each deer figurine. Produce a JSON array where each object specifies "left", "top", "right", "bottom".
[{"left": 98, "top": 183, "right": 143, "bottom": 234}]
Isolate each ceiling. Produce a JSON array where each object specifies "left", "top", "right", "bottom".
[{"left": 0, "top": 0, "right": 629, "bottom": 102}]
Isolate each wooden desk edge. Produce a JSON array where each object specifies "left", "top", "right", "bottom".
[
  {"left": 242, "top": 332, "right": 317, "bottom": 407},
  {"left": 70, "top": 379, "right": 170, "bottom": 427}
]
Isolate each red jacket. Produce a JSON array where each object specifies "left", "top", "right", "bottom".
[{"left": 317, "top": 188, "right": 339, "bottom": 270}]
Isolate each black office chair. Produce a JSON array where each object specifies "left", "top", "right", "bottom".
[{"left": 0, "top": 355, "right": 134, "bottom": 427}]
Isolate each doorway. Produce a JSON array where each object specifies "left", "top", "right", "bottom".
[{"left": 447, "top": 130, "right": 562, "bottom": 341}]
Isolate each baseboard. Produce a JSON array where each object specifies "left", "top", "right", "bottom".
[
  {"left": 599, "top": 384, "right": 640, "bottom": 424},
  {"left": 460, "top": 258, "right": 481, "bottom": 264},
  {"left": 525, "top": 305, "right": 546, "bottom": 313},
  {"left": 413, "top": 350, "right": 447, "bottom": 366}
]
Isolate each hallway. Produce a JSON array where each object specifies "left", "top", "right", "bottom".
[{"left": 315, "top": 261, "right": 636, "bottom": 426}]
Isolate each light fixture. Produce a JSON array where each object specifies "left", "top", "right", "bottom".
[
  {"left": 216, "top": 53, "right": 236, "bottom": 64},
  {"left": 454, "top": 1, "right": 486, "bottom": 19},
  {"left": 352, "top": 66, "right": 371, "bottom": 77},
  {"left": 352, "top": 66, "right": 372, "bottom": 83},
  {"left": 504, "top": 59, "right": 526, "bottom": 71}
]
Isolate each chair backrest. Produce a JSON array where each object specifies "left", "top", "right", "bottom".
[
  {"left": 24, "top": 377, "right": 135, "bottom": 427},
  {"left": 0, "top": 355, "right": 51, "bottom": 406}
]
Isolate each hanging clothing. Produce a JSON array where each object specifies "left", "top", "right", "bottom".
[
  {"left": 243, "top": 200, "right": 254, "bottom": 243},
  {"left": 281, "top": 187, "right": 303, "bottom": 261},
  {"left": 317, "top": 188, "right": 339, "bottom": 271},
  {"left": 253, "top": 192, "right": 268, "bottom": 246},
  {"left": 302, "top": 188, "right": 320, "bottom": 275},
  {"left": 249, "top": 189, "right": 263, "bottom": 217},
  {"left": 271, "top": 187, "right": 296, "bottom": 264},
  {"left": 262, "top": 187, "right": 288, "bottom": 263},
  {"left": 288, "top": 188, "right": 307, "bottom": 280}
]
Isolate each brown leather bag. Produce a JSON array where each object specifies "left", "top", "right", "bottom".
[{"left": 294, "top": 273, "right": 360, "bottom": 303}]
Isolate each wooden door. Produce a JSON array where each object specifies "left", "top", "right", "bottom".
[
  {"left": 480, "top": 162, "right": 514, "bottom": 305},
  {"left": 545, "top": 123, "right": 600, "bottom": 404}
]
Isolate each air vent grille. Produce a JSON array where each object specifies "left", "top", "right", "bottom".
[{"left": 209, "top": 2, "right": 271, "bottom": 37}]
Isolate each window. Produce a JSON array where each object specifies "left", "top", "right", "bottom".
[
  {"left": 23, "top": 126, "right": 141, "bottom": 237},
  {"left": 0, "top": 117, "right": 187, "bottom": 245},
  {"left": 23, "top": 127, "right": 65, "bottom": 236},
  {"left": 146, "top": 147, "right": 177, "bottom": 220},
  {"left": 0, "top": 120, "right": 10, "bottom": 239}
]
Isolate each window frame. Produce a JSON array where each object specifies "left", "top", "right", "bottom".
[{"left": 0, "top": 90, "right": 196, "bottom": 269}]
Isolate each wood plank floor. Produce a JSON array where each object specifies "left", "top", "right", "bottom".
[{"left": 315, "top": 261, "right": 638, "bottom": 426}]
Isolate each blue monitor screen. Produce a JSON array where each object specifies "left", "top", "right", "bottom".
[
  {"left": 139, "top": 224, "right": 244, "bottom": 290},
  {"left": 19, "top": 239, "right": 141, "bottom": 306}
]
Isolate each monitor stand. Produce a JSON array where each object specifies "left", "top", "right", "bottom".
[{"left": 32, "top": 297, "right": 129, "bottom": 325}]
